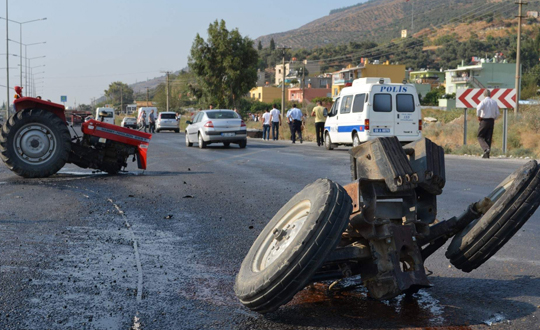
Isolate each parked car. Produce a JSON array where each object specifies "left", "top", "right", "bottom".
[
  {"left": 121, "top": 117, "right": 137, "bottom": 129},
  {"left": 185, "top": 109, "right": 247, "bottom": 149},
  {"left": 156, "top": 112, "right": 179, "bottom": 133}
]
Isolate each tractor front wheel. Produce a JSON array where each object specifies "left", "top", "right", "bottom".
[{"left": 0, "top": 109, "right": 71, "bottom": 178}]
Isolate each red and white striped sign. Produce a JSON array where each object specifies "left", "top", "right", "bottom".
[{"left": 456, "top": 88, "right": 516, "bottom": 109}]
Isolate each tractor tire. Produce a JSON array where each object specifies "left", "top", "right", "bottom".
[
  {"left": 234, "top": 179, "right": 352, "bottom": 314},
  {"left": 446, "top": 160, "right": 540, "bottom": 272},
  {"left": 0, "top": 109, "right": 71, "bottom": 178},
  {"left": 325, "top": 132, "right": 334, "bottom": 150},
  {"left": 185, "top": 132, "right": 193, "bottom": 147}
]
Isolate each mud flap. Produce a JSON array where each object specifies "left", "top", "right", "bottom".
[{"left": 136, "top": 145, "right": 148, "bottom": 169}]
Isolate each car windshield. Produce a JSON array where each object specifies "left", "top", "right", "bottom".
[
  {"left": 206, "top": 111, "right": 238, "bottom": 119},
  {"left": 125, "top": 118, "right": 135, "bottom": 122},
  {"left": 161, "top": 114, "right": 176, "bottom": 119}
]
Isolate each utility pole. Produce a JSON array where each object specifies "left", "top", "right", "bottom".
[
  {"left": 411, "top": 0, "right": 415, "bottom": 33},
  {"left": 301, "top": 65, "right": 306, "bottom": 115},
  {"left": 120, "top": 86, "right": 123, "bottom": 114},
  {"left": 5, "top": 0, "right": 9, "bottom": 118},
  {"left": 277, "top": 46, "right": 290, "bottom": 118},
  {"left": 166, "top": 71, "right": 169, "bottom": 112},
  {"left": 146, "top": 87, "right": 149, "bottom": 107},
  {"left": 515, "top": 0, "right": 527, "bottom": 114}
]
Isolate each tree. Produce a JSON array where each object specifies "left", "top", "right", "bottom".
[
  {"left": 257, "top": 40, "right": 263, "bottom": 51},
  {"left": 104, "top": 82, "right": 134, "bottom": 111},
  {"left": 188, "top": 20, "right": 259, "bottom": 108},
  {"left": 270, "top": 38, "right": 276, "bottom": 51}
]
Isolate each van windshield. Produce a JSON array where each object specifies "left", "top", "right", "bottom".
[
  {"left": 100, "top": 111, "right": 114, "bottom": 117},
  {"left": 373, "top": 94, "right": 392, "bottom": 112},
  {"left": 397, "top": 94, "right": 415, "bottom": 112}
]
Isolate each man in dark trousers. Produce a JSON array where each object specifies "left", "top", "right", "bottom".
[
  {"left": 476, "top": 89, "right": 500, "bottom": 159},
  {"left": 287, "top": 104, "right": 304, "bottom": 144}
]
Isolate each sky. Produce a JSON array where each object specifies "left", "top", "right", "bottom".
[{"left": 0, "top": 0, "right": 363, "bottom": 107}]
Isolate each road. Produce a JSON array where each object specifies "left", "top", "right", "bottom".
[{"left": 0, "top": 132, "right": 538, "bottom": 330}]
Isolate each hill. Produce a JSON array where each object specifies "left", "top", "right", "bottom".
[{"left": 256, "top": 0, "right": 516, "bottom": 49}]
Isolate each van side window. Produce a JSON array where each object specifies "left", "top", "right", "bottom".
[
  {"left": 329, "top": 98, "right": 340, "bottom": 117},
  {"left": 397, "top": 94, "right": 415, "bottom": 112},
  {"left": 352, "top": 94, "right": 365, "bottom": 113},
  {"left": 373, "top": 94, "right": 392, "bottom": 112},
  {"left": 340, "top": 95, "right": 353, "bottom": 114}
]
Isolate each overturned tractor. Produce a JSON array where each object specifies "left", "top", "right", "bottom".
[
  {"left": 0, "top": 88, "right": 151, "bottom": 178},
  {"left": 235, "top": 137, "right": 540, "bottom": 313}
]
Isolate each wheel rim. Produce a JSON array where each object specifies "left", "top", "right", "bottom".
[
  {"left": 325, "top": 134, "right": 330, "bottom": 147},
  {"left": 185, "top": 133, "right": 189, "bottom": 145},
  {"left": 198, "top": 134, "right": 202, "bottom": 145},
  {"left": 13, "top": 123, "right": 57, "bottom": 165},
  {"left": 252, "top": 200, "right": 312, "bottom": 272}
]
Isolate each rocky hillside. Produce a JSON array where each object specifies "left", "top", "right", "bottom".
[{"left": 257, "top": 0, "right": 516, "bottom": 49}]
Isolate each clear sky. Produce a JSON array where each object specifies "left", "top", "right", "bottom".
[{"left": 0, "top": 0, "right": 363, "bottom": 107}]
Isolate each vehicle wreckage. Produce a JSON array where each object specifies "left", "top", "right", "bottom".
[
  {"left": 235, "top": 137, "right": 540, "bottom": 313},
  {"left": 0, "top": 87, "right": 151, "bottom": 178}
]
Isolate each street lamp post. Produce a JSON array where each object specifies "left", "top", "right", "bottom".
[
  {"left": 0, "top": 16, "right": 46, "bottom": 92},
  {"left": 8, "top": 40, "right": 46, "bottom": 91}
]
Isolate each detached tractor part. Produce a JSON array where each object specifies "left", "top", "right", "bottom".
[
  {"left": 235, "top": 137, "right": 540, "bottom": 314},
  {"left": 0, "top": 89, "right": 152, "bottom": 178}
]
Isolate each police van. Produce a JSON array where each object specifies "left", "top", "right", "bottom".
[{"left": 324, "top": 77, "right": 422, "bottom": 150}]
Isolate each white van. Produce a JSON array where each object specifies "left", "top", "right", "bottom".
[
  {"left": 324, "top": 78, "right": 422, "bottom": 150},
  {"left": 137, "top": 107, "right": 158, "bottom": 127},
  {"left": 95, "top": 107, "right": 116, "bottom": 125}
]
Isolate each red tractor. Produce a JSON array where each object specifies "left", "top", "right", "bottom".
[{"left": 0, "top": 87, "right": 152, "bottom": 178}]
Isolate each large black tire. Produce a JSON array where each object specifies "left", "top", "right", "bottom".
[
  {"left": 238, "top": 139, "right": 247, "bottom": 149},
  {"left": 446, "top": 160, "right": 540, "bottom": 272},
  {"left": 0, "top": 109, "right": 71, "bottom": 178},
  {"left": 234, "top": 179, "right": 352, "bottom": 313}
]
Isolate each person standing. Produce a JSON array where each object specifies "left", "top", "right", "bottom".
[
  {"left": 209, "top": 104, "right": 214, "bottom": 110},
  {"left": 311, "top": 101, "right": 327, "bottom": 147},
  {"left": 476, "top": 89, "right": 500, "bottom": 159},
  {"left": 138, "top": 110, "right": 147, "bottom": 133},
  {"left": 148, "top": 109, "right": 156, "bottom": 133},
  {"left": 287, "top": 104, "right": 304, "bottom": 144},
  {"left": 270, "top": 104, "right": 281, "bottom": 141},
  {"left": 262, "top": 108, "right": 271, "bottom": 141}
]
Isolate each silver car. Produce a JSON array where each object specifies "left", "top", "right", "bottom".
[
  {"left": 156, "top": 112, "right": 180, "bottom": 133},
  {"left": 185, "top": 110, "right": 247, "bottom": 148}
]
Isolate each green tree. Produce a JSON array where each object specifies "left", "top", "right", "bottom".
[
  {"left": 257, "top": 40, "right": 263, "bottom": 51},
  {"left": 188, "top": 20, "right": 259, "bottom": 108},
  {"left": 104, "top": 82, "right": 134, "bottom": 111},
  {"left": 270, "top": 38, "right": 276, "bottom": 51}
]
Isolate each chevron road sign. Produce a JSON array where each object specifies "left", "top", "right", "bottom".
[{"left": 456, "top": 88, "right": 517, "bottom": 109}]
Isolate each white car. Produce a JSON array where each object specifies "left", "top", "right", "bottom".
[
  {"left": 156, "top": 112, "right": 180, "bottom": 133},
  {"left": 121, "top": 117, "right": 137, "bottom": 129},
  {"left": 324, "top": 77, "right": 422, "bottom": 150},
  {"left": 185, "top": 110, "right": 247, "bottom": 149}
]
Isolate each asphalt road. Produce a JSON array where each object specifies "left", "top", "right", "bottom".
[{"left": 0, "top": 131, "right": 538, "bottom": 330}]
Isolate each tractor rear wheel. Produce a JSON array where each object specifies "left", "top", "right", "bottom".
[{"left": 0, "top": 109, "right": 71, "bottom": 178}]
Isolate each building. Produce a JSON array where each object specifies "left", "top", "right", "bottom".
[
  {"left": 249, "top": 86, "right": 287, "bottom": 103},
  {"left": 409, "top": 69, "right": 445, "bottom": 85},
  {"left": 136, "top": 101, "right": 155, "bottom": 107},
  {"left": 288, "top": 86, "right": 331, "bottom": 103},
  {"left": 439, "top": 57, "right": 519, "bottom": 109},
  {"left": 527, "top": 11, "right": 538, "bottom": 18},
  {"left": 275, "top": 60, "right": 322, "bottom": 86},
  {"left": 401, "top": 29, "right": 408, "bottom": 38},
  {"left": 275, "top": 63, "right": 291, "bottom": 85},
  {"left": 332, "top": 61, "right": 406, "bottom": 98}
]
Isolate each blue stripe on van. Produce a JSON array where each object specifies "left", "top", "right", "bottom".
[{"left": 337, "top": 125, "right": 365, "bottom": 133}]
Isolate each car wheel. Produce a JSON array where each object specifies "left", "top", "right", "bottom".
[
  {"left": 223, "top": 142, "right": 230, "bottom": 148},
  {"left": 234, "top": 179, "right": 352, "bottom": 313},
  {"left": 325, "top": 132, "right": 334, "bottom": 150},
  {"left": 175, "top": 129, "right": 179, "bottom": 133},
  {"left": 198, "top": 133, "right": 207, "bottom": 149},
  {"left": 239, "top": 139, "right": 247, "bottom": 148},
  {"left": 352, "top": 133, "right": 360, "bottom": 148},
  {"left": 446, "top": 160, "right": 540, "bottom": 272},
  {"left": 185, "top": 132, "right": 193, "bottom": 147}
]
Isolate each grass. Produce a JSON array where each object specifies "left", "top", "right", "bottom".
[
  {"left": 422, "top": 106, "right": 538, "bottom": 158},
  {"left": 246, "top": 116, "right": 319, "bottom": 142}
]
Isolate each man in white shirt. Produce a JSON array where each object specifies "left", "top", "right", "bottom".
[
  {"left": 476, "top": 89, "right": 500, "bottom": 159},
  {"left": 287, "top": 104, "right": 304, "bottom": 144},
  {"left": 261, "top": 109, "right": 272, "bottom": 141},
  {"left": 269, "top": 104, "right": 281, "bottom": 141}
]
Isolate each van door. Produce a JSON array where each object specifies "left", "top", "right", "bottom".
[
  {"left": 325, "top": 97, "right": 340, "bottom": 143},
  {"left": 395, "top": 94, "right": 419, "bottom": 140},
  {"left": 351, "top": 93, "right": 367, "bottom": 141},
  {"left": 336, "top": 95, "right": 354, "bottom": 143},
  {"left": 370, "top": 93, "right": 394, "bottom": 137}
]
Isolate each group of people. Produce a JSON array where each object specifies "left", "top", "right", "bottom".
[
  {"left": 257, "top": 101, "right": 328, "bottom": 145},
  {"left": 137, "top": 109, "right": 156, "bottom": 133}
]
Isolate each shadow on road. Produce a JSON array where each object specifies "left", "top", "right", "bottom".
[{"left": 261, "top": 276, "right": 539, "bottom": 329}]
